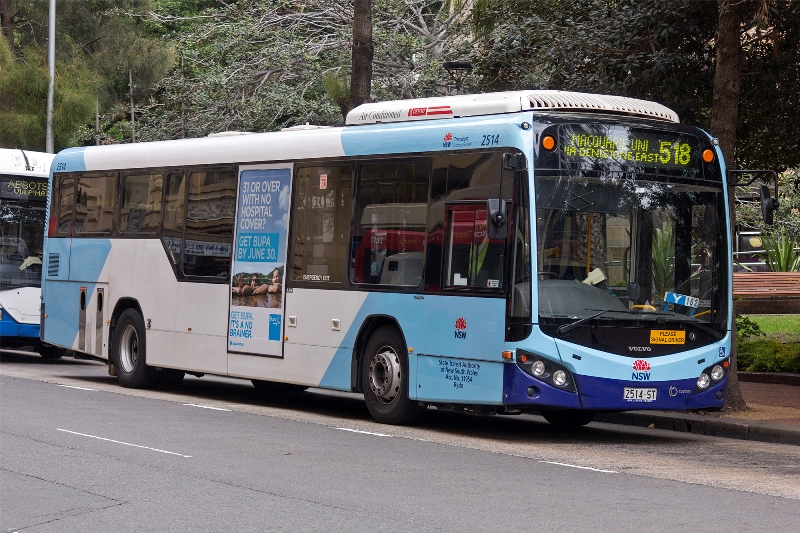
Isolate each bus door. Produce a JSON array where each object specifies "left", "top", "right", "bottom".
[{"left": 227, "top": 163, "right": 293, "bottom": 358}]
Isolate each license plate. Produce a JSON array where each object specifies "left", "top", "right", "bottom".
[
  {"left": 650, "top": 329, "right": 685, "bottom": 344},
  {"left": 624, "top": 387, "right": 657, "bottom": 402}
]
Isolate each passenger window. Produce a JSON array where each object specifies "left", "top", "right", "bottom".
[
  {"left": 74, "top": 174, "right": 116, "bottom": 234},
  {"left": 162, "top": 172, "right": 185, "bottom": 271},
  {"left": 119, "top": 173, "right": 163, "bottom": 233},
  {"left": 183, "top": 169, "right": 236, "bottom": 278},
  {"left": 57, "top": 175, "right": 75, "bottom": 235},
  {"left": 351, "top": 161, "right": 429, "bottom": 286},
  {"left": 290, "top": 165, "right": 353, "bottom": 285},
  {"left": 444, "top": 203, "right": 505, "bottom": 290}
]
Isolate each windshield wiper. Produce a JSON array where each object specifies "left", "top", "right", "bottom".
[{"left": 557, "top": 310, "right": 608, "bottom": 336}]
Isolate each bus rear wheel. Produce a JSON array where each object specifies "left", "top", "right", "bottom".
[
  {"left": 540, "top": 409, "right": 596, "bottom": 428},
  {"left": 111, "top": 309, "right": 158, "bottom": 389},
  {"left": 361, "top": 326, "right": 421, "bottom": 425}
]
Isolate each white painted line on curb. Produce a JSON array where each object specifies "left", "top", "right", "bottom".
[
  {"left": 183, "top": 403, "right": 231, "bottom": 411},
  {"left": 58, "top": 384, "right": 97, "bottom": 391},
  {"left": 334, "top": 427, "right": 392, "bottom": 437},
  {"left": 539, "top": 460, "right": 617, "bottom": 473},
  {"left": 57, "top": 429, "right": 192, "bottom": 458}
]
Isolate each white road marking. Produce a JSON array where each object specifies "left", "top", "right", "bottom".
[
  {"left": 539, "top": 460, "right": 616, "bottom": 473},
  {"left": 57, "top": 384, "right": 97, "bottom": 391},
  {"left": 183, "top": 403, "right": 231, "bottom": 411},
  {"left": 56, "top": 429, "right": 192, "bottom": 458},
  {"left": 335, "top": 427, "right": 392, "bottom": 437}
]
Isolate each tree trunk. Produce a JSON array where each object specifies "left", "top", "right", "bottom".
[
  {"left": 710, "top": 0, "right": 747, "bottom": 411},
  {"left": 1, "top": 0, "right": 15, "bottom": 53},
  {"left": 347, "top": 0, "right": 374, "bottom": 118}
]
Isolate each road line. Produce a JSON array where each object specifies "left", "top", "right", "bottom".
[
  {"left": 183, "top": 403, "right": 231, "bottom": 411},
  {"left": 539, "top": 460, "right": 616, "bottom": 473},
  {"left": 335, "top": 427, "right": 392, "bottom": 437},
  {"left": 58, "top": 384, "right": 97, "bottom": 391},
  {"left": 56, "top": 429, "right": 192, "bottom": 458}
]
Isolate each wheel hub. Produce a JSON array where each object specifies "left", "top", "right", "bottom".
[
  {"left": 369, "top": 347, "right": 401, "bottom": 404},
  {"left": 119, "top": 324, "right": 138, "bottom": 373}
]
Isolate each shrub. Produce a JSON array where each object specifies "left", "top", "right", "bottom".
[
  {"left": 737, "top": 338, "right": 800, "bottom": 373},
  {"left": 735, "top": 314, "right": 764, "bottom": 340}
]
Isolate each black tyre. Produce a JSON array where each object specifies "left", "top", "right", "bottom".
[
  {"left": 39, "top": 344, "right": 67, "bottom": 359},
  {"left": 540, "top": 409, "right": 596, "bottom": 428},
  {"left": 111, "top": 309, "right": 158, "bottom": 388},
  {"left": 251, "top": 379, "right": 308, "bottom": 395},
  {"left": 156, "top": 368, "right": 186, "bottom": 390},
  {"left": 361, "top": 325, "right": 421, "bottom": 425}
]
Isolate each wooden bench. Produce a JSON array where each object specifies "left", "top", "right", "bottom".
[{"left": 733, "top": 272, "right": 800, "bottom": 314}]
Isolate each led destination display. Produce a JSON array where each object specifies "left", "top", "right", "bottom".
[
  {"left": 1, "top": 175, "right": 48, "bottom": 201},
  {"left": 559, "top": 125, "right": 701, "bottom": 171}
]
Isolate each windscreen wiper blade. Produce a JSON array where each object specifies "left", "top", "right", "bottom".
[{"left": 557, "top": 310, "right": 608, "bottom": 336}]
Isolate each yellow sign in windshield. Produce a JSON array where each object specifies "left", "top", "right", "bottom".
[{"left": 650, "top": 330, "right": 686, "bottom": 345}]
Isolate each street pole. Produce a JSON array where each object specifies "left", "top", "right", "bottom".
[{"left": 45, "top": 0, "right": 55, "bottom": 153}]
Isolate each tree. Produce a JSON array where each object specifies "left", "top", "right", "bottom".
[
  {"left": 0, "top": 38, "right": 98, "bottom": 150},
  {"left": 137, "top": 0, "right": 475, "bottom": 139}
]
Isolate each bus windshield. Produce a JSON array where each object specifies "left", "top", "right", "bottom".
[
  {"left": 536, "top": 171, "right": 728, "bottom": 334},
  {"left": 1, "top": 203, "right": 46, "bottom": 289}
]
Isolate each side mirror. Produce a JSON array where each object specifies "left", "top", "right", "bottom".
[
  {"left": 487, "top": 199, "right": 507, "bottom": 239},
  {"left": 760, "top": 185, "right": 779, "bottom": 225}
]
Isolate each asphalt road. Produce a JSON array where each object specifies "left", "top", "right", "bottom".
[{"left": 2, "top": 350, "right": 799, "bottom": 532}]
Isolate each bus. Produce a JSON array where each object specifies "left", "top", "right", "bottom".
[
  {"left": 42, "top": 90, "right": 739, "bottom": 425},
  {"left": 0, "top": 148, "right": 66, "bottom": 358}
]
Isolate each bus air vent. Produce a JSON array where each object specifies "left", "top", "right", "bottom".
[{"left": 47, "top": 253, "right": 60, "bottom": 277}]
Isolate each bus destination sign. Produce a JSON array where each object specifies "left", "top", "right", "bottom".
[
  {"left": 1, "top": 175, "right": 49, "bottom": 201},
  {"left": 560, "top": 125, "right": 700, "bottom": 171}
]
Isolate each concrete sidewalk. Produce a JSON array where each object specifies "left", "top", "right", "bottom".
[{"left": 596, "top": 373, "right": 800, "bottom": 445}]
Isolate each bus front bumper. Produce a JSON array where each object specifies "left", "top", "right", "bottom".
[{"left": 503, "top": 363, "right": 727, "bottom": 411}]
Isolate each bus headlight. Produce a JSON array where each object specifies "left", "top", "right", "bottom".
[
  {"left": 552, "top": 370, "right": 568, "bottom": 387},
  {"left": 710, "top": 365, "right": 725, "bottom": 381},
  {"left": 531, "top": 360, "right": 546, "bottom": 377},
  {"left": 697, "top": 373, "right": 710, "bottom": 390}
]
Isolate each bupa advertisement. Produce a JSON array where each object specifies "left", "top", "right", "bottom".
[{"left": 228, "top": 164, "right": 292, "bottom": 357}]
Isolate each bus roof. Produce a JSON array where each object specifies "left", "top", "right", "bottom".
[
  {"left": 346, "top": 90, "right": 679, "bottom": 126},
  {"left": 0, "top": 148, "right": 54, "bottom": 176}
]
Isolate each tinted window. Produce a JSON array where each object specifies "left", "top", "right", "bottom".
[
  {"left": 120, "top": 173, "right": 163, "bottom": 233},
  {"left": 57, "top": 175, "right": 75, "bottom": 234},
  {"left": 351, "top": 161, "right": 429, "bottom": 286},
  {"left": 183, "top": 169, "right": 236, "bottom": 278},
  {"left": 290, "top": 165, "right": 352, "bottom": 285},
  {"left": 161, "top": 172, "right": 185, "bottom": 272},
  {"left": 75, "top": 174, "right": 116, "bottom": 234}
]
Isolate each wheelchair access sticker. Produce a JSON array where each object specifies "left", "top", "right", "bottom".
[{"left": 719, "top": 347, "right": 726, "bottom": 358}]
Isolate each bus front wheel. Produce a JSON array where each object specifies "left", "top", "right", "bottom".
[
  {"left": 361, "top": 326, "right": 421, "bottom": 425},
  {"left": 111, "top": 309, "right": 158, "bottom": 389}
]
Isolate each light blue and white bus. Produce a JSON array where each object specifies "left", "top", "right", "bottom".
[
  {"left": 0, "top": 148, "right": 67, "bottom": 358},
  {"left": 41, "top": 91, "right": 737, "bottom": 425}
]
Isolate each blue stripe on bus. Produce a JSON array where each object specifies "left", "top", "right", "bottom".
[
  {"left": 0, "top": 311, "right": 40, "bottom": 339},
  {"left": 340, "top": 115, "right": 520, "bottom": 157},
  {"left": 43, "top": 239, "right": 111, "bottom": 349}
]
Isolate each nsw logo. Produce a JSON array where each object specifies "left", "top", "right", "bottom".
[
  {"left": 443, "top": 132, "right": 453, "bottom": 147},
  {"left": 454, "top": 317, "right": 467, "bottom": 339},
  {"left": 632, "top": 359, "right": 651, "bottom": 381}
]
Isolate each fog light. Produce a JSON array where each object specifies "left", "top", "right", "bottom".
[
  {"left": 553, "top": 370, "right": 568, "bottom": 387},
  {"left": 531, "top": 360, "right": 546, "bottom": 377},
  {"left": 697, "top": 373, "right": 710, "bottom": 390},
  {"left": 710, "top": 365, "right": 724, "bottom": 381}
]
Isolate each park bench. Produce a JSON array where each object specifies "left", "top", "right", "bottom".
[{"left": 733, "top": 272, "right": 800, "bottom": 314}]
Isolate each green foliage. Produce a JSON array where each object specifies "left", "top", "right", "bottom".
[
  {"left": 466, "top": 0, "right": 800, "bottom": 173},
  {"left": 737, "top": 338, "right": 800, "bottom": 373},
  {"left": 0, "top": 40, "right": 99, "bottom": 151},
  {"left": 651, "top": 219, "right": 675, "bottom": 298},
  {"left": 735, "top": 314, "right": 764, "bottom": 340},
  {"left": 758, "top": 231, "right": 800, "bottom": 272},
  {"left": 737, "top": 169, "right": 800, "bottom": 239}
]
